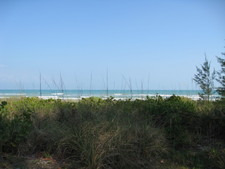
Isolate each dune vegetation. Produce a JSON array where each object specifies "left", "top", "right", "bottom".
[{"left": 0, "top": 96, "right": 225, "bottom": 169}]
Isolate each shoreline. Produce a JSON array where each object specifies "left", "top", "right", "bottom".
[{"left": 0, "top": 89, "right": 220, "bottom": 101}]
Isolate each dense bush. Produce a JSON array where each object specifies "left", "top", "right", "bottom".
[{"left": 0, "top": 96, "right": 225, "bottom": 169}]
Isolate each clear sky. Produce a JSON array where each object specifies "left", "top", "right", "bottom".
[{"left": 0, "top": 0, "right": 225, "bottom": 90}]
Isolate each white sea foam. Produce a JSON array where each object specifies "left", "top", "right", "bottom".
[
  {"left": 52, "top": 93, "right": 64, "bottom": 96},
  {"left": 80, "top": 96, "right": 91, "bottom": 99},
  {"left": 0, "top": 93, "right": 26, "bottom": 96},
  {"left": 38, "top": 96, "right": 59, "bottom": 99},
  {"left": 113, "top": 93, "right": 123, "bottom": 96}
]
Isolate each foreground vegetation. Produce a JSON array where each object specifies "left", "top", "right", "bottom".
[{"left": 0, "top": 96, "right": 225, "bottom": 169}]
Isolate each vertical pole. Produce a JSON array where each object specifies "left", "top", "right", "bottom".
[
  {"left": 106, "top": 68, "right": 108, "bottom": 97},
  {"left": 40, "top": 73, "right": 42, "bottom": 97},
  {"left": 90, "top": 72, "right": 92, "bottom": 96}
]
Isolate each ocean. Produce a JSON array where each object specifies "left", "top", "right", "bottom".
[{"left": 0, "top": 89, "right": 219, "bottom": 100}]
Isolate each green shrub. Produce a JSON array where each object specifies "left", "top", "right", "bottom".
[{"left": 0, "top": 96, "right": 225, "bottom": 169}]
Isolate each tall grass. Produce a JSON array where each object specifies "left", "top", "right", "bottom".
[{"left": 0, "top": 96, "right": 225, "bottom": 168}]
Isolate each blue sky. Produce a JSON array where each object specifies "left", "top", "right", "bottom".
[{"left": 0, "top": 0, "right": 225, "bottom": 90}]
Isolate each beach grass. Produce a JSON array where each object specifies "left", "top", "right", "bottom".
[{"left": 0, "top": 96, "right": 225, "bottom": 169}]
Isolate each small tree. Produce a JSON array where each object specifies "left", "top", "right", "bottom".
[
  {"left": 193, "top": 57, "right": 216, "bottom": 101},
  {"left": 216, "top": 51, "right": 225, "bottom": 97}
]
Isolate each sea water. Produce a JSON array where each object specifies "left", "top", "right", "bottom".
[{"left": 0, "top": 89, "right": 220, "bottom": 100}]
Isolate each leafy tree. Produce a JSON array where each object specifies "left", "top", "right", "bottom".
[
  {"left": 193, "top": 57, "right": 216, "bottom": 101},
  {"left": 216, "top": 51, "right": 225, "bottom": 97}
]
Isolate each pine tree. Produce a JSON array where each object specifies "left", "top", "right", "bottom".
[
  {"left": 216, "top": 51, "right": 225, "bottom": 97},
  {"left": 193, "top": 57, "right": 216, "bottom": 101}
]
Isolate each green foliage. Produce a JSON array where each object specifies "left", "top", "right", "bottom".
[
  {"left": 0, "top": 96, "right": 225, "bottom": 169},
  {"left": 0, "top": 101, "right": 9, "bottom": 152},
  {"left": 193, "top": 57, "right": 216, "bottom": 101},
  {"left": 0, "top": 99, "right": 35, "bottom": 153},
  {"left": 216, "top": 51, "right": 225, "bottom": 97}
]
